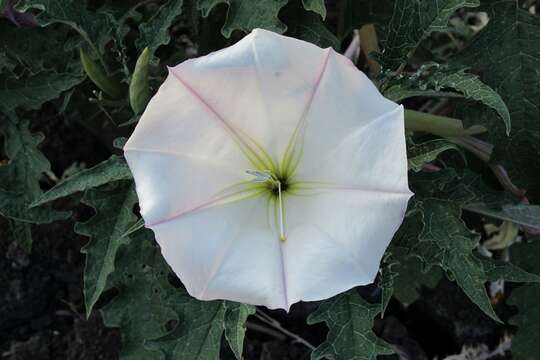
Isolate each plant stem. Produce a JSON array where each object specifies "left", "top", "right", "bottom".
[
  {"left": 254, "top": 310, "right": 316, "bottom": 351},
  {"left": 404, "top": 109, "right": 487, "bottom": 137}
]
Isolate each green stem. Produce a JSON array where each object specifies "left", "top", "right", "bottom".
[{"left": 404, "top": 109, "right": 487, "bottom": 137}]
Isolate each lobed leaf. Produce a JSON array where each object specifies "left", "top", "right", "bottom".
[
  {"left": 281, "top": 0, "right": 338, "bottom": 49},
  {"left": 0, "top": 116, "right": 70, "bottom": 251},
  {"left": 301, "top": 0, "right": 326, "bottom": 19},
  {"left": 136, "top": 0, "right": 184, "bottom": 56},
  {"left": 407, "top": 139, "right": 461, "bottom": 172},
  {"left": 32, "top": 155, "right": 132, "bottom": 207},
  {"left": 197, "top": 0, "right": 289, "bottom": 38},
  {"left": 101, "top": 229, "right": 177, "bottom": 360},
  {"left": 383, "top": 67, "right": 510, "bottom": 133},
  {"left": 75, "top": 181, "right": 139, "bottom": 316},
  {"left": 17, "top": 0, "right": 113, "bottom": 55},
  {"left": 381, "top": 0, "right": 480, "bottom": 69},
  {"left": 101, "top": 228, "right": 254, "bottom": 359},
  {"left": 0, "top": 70, "right": 84, "bottom": 113},
  {"left": 307, "top": 290, "right": 393, "bottom": 360}
]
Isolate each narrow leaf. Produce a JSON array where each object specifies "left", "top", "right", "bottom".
[
  {"left": 464, "top": 203, "right": 540, "bottom": 230},
  {"left": 224, "top": 302, "right": 255, "bottom": 360},
  {"left": 32, "top": 155, "right": 132, "bottom": 207}
]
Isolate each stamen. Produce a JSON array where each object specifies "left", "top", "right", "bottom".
[
  {"left": 246, "top": 169, "right": 273, "bottom": 182},
  {"left": 246, "top": 169, "right": 287, "bottom": 241}
]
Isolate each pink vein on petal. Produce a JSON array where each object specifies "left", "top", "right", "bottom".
[
  {"left": 146, "top": 192, "right": 244, "bottom": 227},
  {"left": 282, "top": 48, "right": 332, "bottom": 173},
  {"left": 168, "top": 67, "right": 239, "bottom": 136},
  {"left": 298, "top": 48, "right": 332, "bottom": 130},
  {"left": 168, "top": 67, "right": 274, "bottom": 170}
]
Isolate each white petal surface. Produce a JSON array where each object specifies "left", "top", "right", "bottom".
[
  {"left": 124, "top": 72, "right": 251, "bottom": 225},
  {"left": 294, "top": 50, "right": 410, "bottom": 194},
  {"left": 150, "top": 196, "right": 289, "bottom": 309},
  {"left": 171, "top": 29, "right": 332, "bottom": 159},
  {"left": 282, "top": 189, "right": 411, "bottom": 305}
]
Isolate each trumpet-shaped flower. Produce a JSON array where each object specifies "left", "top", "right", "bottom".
[{"left": 124, "top": 29, "right": 412, "bottom": 310}]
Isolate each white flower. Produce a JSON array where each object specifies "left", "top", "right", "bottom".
[{"left": 124, "top": 29, "right": 412, "bottom": 310}]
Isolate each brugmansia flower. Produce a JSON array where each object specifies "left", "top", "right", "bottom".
[{"left": 124, "top": 29, "right": 412, "bottom": 310}]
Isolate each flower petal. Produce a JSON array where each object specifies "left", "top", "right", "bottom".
[
  {"left": 150, "top": 196, "right": 289, "bottom": 309},
  {"left": 282, "top": 188, "right": 411, "bottom": 305},
  {"left": 124, "top": 73, "right": 251, "bottom": 225},
  {"left": 294, "top": 51, "right": 409, "bottom": 194},
  {"left": 171, "top": 29, "right": 332, "bottom": 160}
]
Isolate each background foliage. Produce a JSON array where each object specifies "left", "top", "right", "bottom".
[{"left": 1, "top": 0, "right": 540, "bottom": 359}]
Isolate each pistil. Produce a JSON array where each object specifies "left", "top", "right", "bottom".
[{"left": 277, "top": 180, "right": 286, "bottom": 241}]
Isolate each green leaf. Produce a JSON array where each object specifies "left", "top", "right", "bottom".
[
  {"left": 393, "top": 255, "right": 443, "bottom": 306},
  {"left": 451, "top": 0, "right": 540, "bottom": 201},
  {"left": 32, "top": 155, "right": 132, "bottom": 207},
  {"left": 301, "top": 0, "right": 326, "bottom": 18},
  {"left": 148, "top": 299, "right": 226, "bottom": 359},
  {"left": 0, "top": 51, "right": 16, "bottom": 75},
  {"left": 464, "top": 203, "right": 540, "bottom": 229},
  {"left": 307, "top": 290, "right": 393, "bottom": 360},
  {"left": 407, "top": 139, "right": 460, "bottom": 172},
  {"left": 75, "top": 182, "right": 139, "bottom": 317},
  {"left": 79, "top": 48, "right": 123, "bottom": 98},
  {"left": 17, "top": 0, "right": 113, "bottom": 56},
  {"left": 0, "top": 189, "right": 70, "bottom": 224},
  {"left": 0, "top": 116, "right": 70, "bottom": 251},
  {"left": 148, "top": 298, "right": 254, "bottom": 360},
  {"left": 224, "top": 302, "right": 255, "bottom": 360},
  {"left": 101, "top": 229, "right": 177, "bottom": 360},
  {"left": 381, "top": 244, "right": 443, "bottom": 308},
  {"left": 419, "top": 198, "right": 501, "bottom": 322},
  {"left": 480, "top": 256, "right": 540, "bottom": 283},
  {"left": 0, "top": 70, "right": 84, "bottom": 112},
  {"left": 379, "top": 251, "right": 397, "bottom": 316},
  {"left": 508, "top": 240, "right": 540, "bottom": 359},
  {"left": 340, "top": 0, "right": 393, "bottom": 39},
  {"left": 384, "top": 87, "right": 463, "bottom": 102},
  {"left": 384, "top": 66, "right": 510, "bottom": 133},
  {"left": 0, "top": 24, "right": 74, "bottom": 75},
  {"left": 431, "top": 68, "right": 510, "bottom": 134},
  {"left": 404, "top": 170, "right": 519, "bottom": 322},
  {"left": 197, "top": 0, "right": 288, "bottom": 38},
  {"left": 281, "top": 0, "right": 338, "bottom": 49},
  {"left": 129, "top": 48, "right": 151, "bottom": 114},
  {"left": 136, "top": 0, "right": 184, "bottom": 55},
  {"left": 381, "top": 0, "right": 480, "bottom": 69},
  {"left": 8, "top": 220, "right": 33, "bottom": 254},
  {"left": 385, "top": 209, "right": 443, "bottom": 306},
  {"left": 102, "top": 228, "right": 253, "bottom": 359}
]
